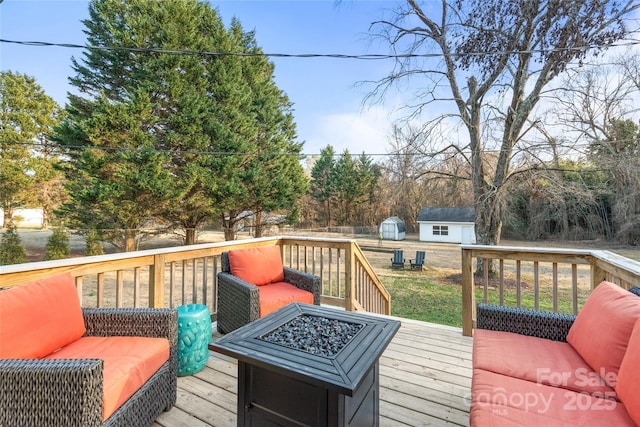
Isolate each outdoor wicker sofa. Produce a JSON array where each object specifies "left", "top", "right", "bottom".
[
  {"left": 470, "top": 282, "right": 640, "bottom": 426},
  {"left": 217, "top": 245, "right": 321, "bottom": 333},
  {"left": 0, "top": 273, "right": 178, "bottom": 427}
]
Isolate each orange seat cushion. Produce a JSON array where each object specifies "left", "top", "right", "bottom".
[
  {"left": 228, "top": 246, "right": 284, "bottom": 286},
  {"left": 473, "top": 329, "right": 617, "bottom": 399},
  {"left": 470, "top": 369, "right": 635, "bottom": 426},
  {"left": 616, "top": 317, "right": 640, "bottom": 425},
  {"left": 567, "top": 281, "right": 640, "bottom": 386},
  {"left": 259, "top": 282, "right": 314, "bottom": 317},
  {"left": 45, "top": 336, "right": 170, "bottom": 421},
  {"left": 0, "top": 273, "right": 86, "bottom": 358}
]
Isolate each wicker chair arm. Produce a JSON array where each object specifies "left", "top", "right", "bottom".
[
  {"left": 476, "top": 303, "right": 576, "bottom": 342},
  {"left": 216, "top": 272, "right": 260, "bottom": 333},
  {"left": 0, "top": 358, "right": 104, "bottom": 427},
  {"left": 82, "top": 308, "right": 178, "bottom": 345},
  {"left": 284, "top": 267, "right": 321, "bottom": 305},
  {"left": 217, "top": 272, "right": 260, "bottom": 298}
]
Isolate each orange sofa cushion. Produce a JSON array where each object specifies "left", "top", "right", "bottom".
[
  {"left": 470, "top": 369, "right": 635, "bottom": 427},
  {"left": 228, "top": 246, "right": 285, "bottom": 286},
  {"left": 616, "top": 317, "right": 640, "bottom": 425},
  {"left": 259, "top": 282, "right": 314, "bottom": 317},
  {"left": 45, "top": 336, "right": 170, "bottom": 421},
  {"left": 473, "top": 328, "right": 617, "bottom": 399},
  {"left": 567, "top": 281, "right": 640, "bottom": 386},
  {"left": 0, "top": 273, "right": 86, "bottom": 358}
]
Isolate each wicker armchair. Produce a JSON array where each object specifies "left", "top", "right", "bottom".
[
  {"left": 0, "top": 307, "right": 178, "bottom": 427},
  {"left": 217, "top": 250, "right": 321, "bottom": 334}
]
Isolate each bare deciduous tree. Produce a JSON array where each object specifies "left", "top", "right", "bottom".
[
  {"left": 368, "top": 0, "right": 639, "bottom": 246},
  {"left": 549, "top": 55, "right": 640, "bottom": 243}
]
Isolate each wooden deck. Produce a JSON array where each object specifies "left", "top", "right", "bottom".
[{"left": 152, "top": 316, "right": 473, "bottom": 427}]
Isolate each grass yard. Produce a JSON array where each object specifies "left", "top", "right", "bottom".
[
  {"left": 384, "top": 272, "right": 592, "bottom": 328},
  {"left": 386, "top": 276, "right": 464, "bottom": 326},
  {"left": 362, "top": 236, "right": 636, "bottom": 328}
]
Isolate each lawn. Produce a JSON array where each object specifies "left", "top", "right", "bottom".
[
  {"left": 385, "top": 273, "right": 591, "bottom": 327},
  {"left": 386, "top": 275, "right": 464, "bottom": 326}
]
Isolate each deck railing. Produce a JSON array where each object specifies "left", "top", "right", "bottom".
[
  {"left": 461, "top": 245, "right": 640, "bottom": 336},
  {"left": 279, "top": 237, "right": 391, "bottom": 314},
  {"left": 0, "top": 236, "right": 391, "bottom": 316}
]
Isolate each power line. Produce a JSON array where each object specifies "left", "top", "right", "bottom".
[
  {"left": 4, "top": 138, "right": 629, "bottom": 158},
  {"left": 1, "top": 38, "right": 639, "bottom": 60}
]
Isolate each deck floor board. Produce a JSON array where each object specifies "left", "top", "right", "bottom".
[{"left": 154, "top": 316, "right": 472, "bottom": 427}]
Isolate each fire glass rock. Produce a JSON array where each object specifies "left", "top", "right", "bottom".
[{"left": 260, "top": 314, "right": 364, "bottom": 357}]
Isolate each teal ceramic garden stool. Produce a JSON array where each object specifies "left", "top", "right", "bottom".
[{"left": 177, "top": 304, "right": 212, "bottom": 376}]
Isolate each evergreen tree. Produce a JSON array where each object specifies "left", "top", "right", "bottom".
[
  {"left": 59, "top": 91, "right": 176, "bottom": 251},
  {"left": 309, "top": 147, "right": 380, "bottom": 227},
  {"left": 44, "top": 226, "right": 70, "bottom": 260},
  {"left": 216, "top": 23, "right": 308, "bottom": 239},
  {"left": 310, "top": 146, "right": 337, "bottom": 227},
  {"left": 57, "top": 0, "right": 230, "bottom": 248},
  {"left": 0, "top": 71, "right": 62, "bottom": 228},
  {"left": 354, "top": 153, "right": 381, "bottom": 226},
  {"left": 56, "top": 0, "right": 305, "bottom": 245},
  {"left": 85, "top": 229, "right": 104, "bottom": 256},
  {"left": 334, "top": 150, "right": 359, "bottom": 225},
  {"left": 0, "top": 222, "right": 26, "bottom": 265}
]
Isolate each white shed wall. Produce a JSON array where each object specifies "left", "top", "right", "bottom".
[
  {"left": 379, "top": 219, "right": 406, "bottom": 241},
  {"left": 418, "top": 221, "right": 476, "bottom": 244}
]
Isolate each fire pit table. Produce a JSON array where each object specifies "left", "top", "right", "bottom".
[{"left": 209, "top": 302, "right": 400, "bottom": 427}]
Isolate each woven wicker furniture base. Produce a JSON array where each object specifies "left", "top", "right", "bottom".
[
  {"left": 217, "top": 251, "right": 321, "bottom": 334},
  {"left": 0, "top": 308, "right": 178, "bottom": 427}
]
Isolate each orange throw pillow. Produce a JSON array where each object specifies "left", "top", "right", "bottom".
[
  {"left": 616, "top": 317, "right": 640, "bottom": 425},
  {"left": 228, "top": 246, "right": 285, "bottom": 286},
  {"left": 567, "top": 282, "right": 640, "bottom": 386},
  {"left": 0, "top": 273, "right": 86, "bottom": 358}
]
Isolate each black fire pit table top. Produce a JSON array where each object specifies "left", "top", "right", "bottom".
[{"left": 209, "top": 303, "right": 400, "bottom": 396}]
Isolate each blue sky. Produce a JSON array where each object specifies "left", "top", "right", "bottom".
[{"left": 0, "top": 0, "right": 405, "bottom": 157}]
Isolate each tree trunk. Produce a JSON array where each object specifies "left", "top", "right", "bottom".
[
  {"left": 185, "top": 227, "right": 196, "bottom": 245},
  {"left": 224, "top": 226, "right": 236, "bottom": 241},
  {"left": 222, "top": 214, "right": 237, "bottom": 241},
  {"left": 41, "top": 206, "right": 50, "bottom": 230},
  {"left": 475, "top": 192, "right": 502, "bottom": 247},
  {"left": 3, "top": 205, "right": 13, "bottom": 228},
  {"left": 124, "top": 229, "right": 136, "bottom": 252},
  {"left": 254, "top": 211, "right": 263, "bottom": 238},
  {"left": 325, "top": 199, "right": 332, "bottom": 228}
]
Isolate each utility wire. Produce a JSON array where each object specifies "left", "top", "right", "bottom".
[
  {"left": 4, "top": 139, "right": 629, "bottom": 158},
  {"left": 1, "top": 38, "right": 640, "bottom": 60}
]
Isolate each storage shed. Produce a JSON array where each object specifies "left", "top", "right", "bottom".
[
  {"left": 417, "top": 207, "right": 476, "bottom": 244},
  {"left": 379, "top": 216, "right": 406, "bottom": 241}
]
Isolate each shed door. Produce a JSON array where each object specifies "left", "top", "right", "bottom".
[
  {"left": 381, "top": 222, "right": 396, "bottom": 240},
  {"left": 461, "top": 226, "right": 475, "bottom": 244}
]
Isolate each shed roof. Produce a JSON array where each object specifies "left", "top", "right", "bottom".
[
  {"left": 381, "top": 216, "right": 406, "bottom": 233},
  {"left": 417, "top": 207, "right": 475, "bottom": 223},
  {"left": 381, "top": 216, "right": 405, "bottom": 224}
]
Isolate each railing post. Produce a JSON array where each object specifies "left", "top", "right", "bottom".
[
  {"left": 344, "top": 242, "right": 355, "bottom": 311},
  {"left": 149, "top": 254, "right": 165, "bottom": 308},
  {"left": 277, "top": 240, "right": 285, "bottom": 264},
  {"left": 462, "top": 247, "right": 475, "bottom": 337},
  {"left": 75, "top": 276, "right": 84, "bottom": 306},
  {"left": 590, "top": 256, "right": 606, "bottom": 290}
]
